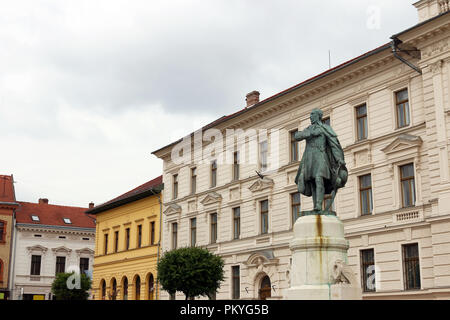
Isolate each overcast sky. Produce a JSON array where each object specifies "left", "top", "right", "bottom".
[{"left": 0, "top": 0, "right": 418, "bottom": 208}]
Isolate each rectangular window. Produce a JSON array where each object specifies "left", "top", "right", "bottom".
[
  {"left": 114, "top": 231, "right": 119, "bottom": 253},
  {"left": 260, "top": 200, "right": 269, "bottom": 234},
  {"left": 172, "top": 223, "right": 178, "bottom": 249},
  {"left": 259, "top": 140, "right": 268, "bottom": 172},
  {"left": 360, "top": 249, "right": 376, "bottom": 292},
  {"left": 0, "top": 221, "right": 5, "bottom": 242},
  {"left": 173, "top": 174, "right": 178, "bottom": 199},
  {"left": 190, "top": 218, "right": 197, "bottom": 247},
  {"left": 211, "top": 160, "right": 217, "bottom": 187},
  {"left": 211, "top": 213, "right": 218, "bottom": 244},
  {"left": 232, "top": 266, "right": 240, "bottom": 299},
  {"left": 125, "top": 228, "right": 130, "bottom": 250},
  {"left": 150, "top": 222, "right": 155, "bottom": 245},
  {"left": 396, "top": 89, "right": 410, "bottom": 128},
  {"left": 30, "top": 255, "right": 41, "bottom": 276},
  {"left": 291, "top": 192, "right": 301, "bottom": 225},
  {"left": 356, "top": 104, "right": 368, "bottom": 141},
  {"left": 359, "top": 174, "right": 373, "bottom": 215},
  {"left": 233, "top": 152, "right": 240, "bottom": 181},
  {"left": 233, "top": 207, "right": 240, "bottom": 240},
  {"left": 290, "top": 130, "right": 299, "bottom": 162},
  {"left": 402, "top": 243, "right": 421, "bottom": 290},
  {"left": 104, "top": 234, "right": 108, "bottom": 255},
  {"left": 137, "top": 225, "right": 142, "bottom": 248},
  {"left": 55, "top": 256, "right": 66, "bottom": 275},
  {"left": 191, "top": 167, "right": 197, "bottom": 194},
  {"left": 80, "top": 258, "right": 89, "bottom": 275},
  {"left": 400, "top": 163, "right": 416, "bottom": 207}
]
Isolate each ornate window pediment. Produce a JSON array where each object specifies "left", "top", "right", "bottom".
[
  {"left": 381, "top": 134, "right": 422, "bottom": 155},
  {"left": 200, "top": 192, "right": 222, "bottom": 206},
  {"left": 163, "top": 203, "right": 182, "bottom": 216},
  {"left": 248, "top": 177, "right": 274, "bottom": 192},
  {"left": 76, "top": 247, "right": 95, "bottom": 256},
  {"left": 27, "top": 244, "right": 48, "bottom": 253},
  {"left": 52, "top": 246, "right": 72, "bottom": 254}
]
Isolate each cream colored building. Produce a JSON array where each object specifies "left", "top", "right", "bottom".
[{"left": 153, "top": 0, "right": 450, "bottom": 300}]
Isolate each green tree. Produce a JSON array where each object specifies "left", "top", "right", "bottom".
[
  {"left": 157, "top": 247, "right": 225, "bottom": 300},
  {"left": 51, "top": 272, "right": 92, "bottom": 300}
]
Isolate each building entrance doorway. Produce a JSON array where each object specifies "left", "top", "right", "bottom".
[{"left": 258, "top": 275, "right": 271, "bottom": 300}]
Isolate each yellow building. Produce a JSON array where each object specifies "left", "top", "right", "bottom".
[{"left": 88, "top": 176, "right": 163, "bottom": 300}]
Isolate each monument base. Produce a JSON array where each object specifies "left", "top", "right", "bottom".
[
  {"left": 286, "top": 214, "right": 362, "bottom": 300},
  {"left": 286, "top": 284, "right": 362, "bottom": 300}
]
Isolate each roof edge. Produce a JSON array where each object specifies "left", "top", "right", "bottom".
[
  {"left": 86, "top": 184, "right": 163, "bottom": 215},
  {"left": 391, "top": 9, "right": 450, "bottom": 39},
  {"left": 151, "top": 43, "right": 391, "bottom": 156}
]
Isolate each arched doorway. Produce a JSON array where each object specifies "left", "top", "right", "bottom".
[
  {"left": 134, "top": 275, "right": 141, "bottom": 300},
  {"left": 110, "top": 278, "right": 117, "bottom": 300},
  {"left": 100, "top": 279, "right": 106, "bottom": 300},
  {"left": 258, "top": 275, "right": 271, "bottom": 300},
  {"left": 146, "top": 273, "right": 154, "bottom": 300},
  {"left": 122, "top": 276, "right": 128, "bottom": 300}
]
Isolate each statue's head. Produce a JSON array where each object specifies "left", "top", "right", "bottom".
[{"left": 310, "top": 108, "right": 323, "bottom": 124}]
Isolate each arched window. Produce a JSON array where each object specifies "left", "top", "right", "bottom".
[
  {"left": 122, "top": 277, "right": 128, "bottom": 300},
  {"left": 111, "top": 278, "right": 117, "bottom": 300},
  {"left": 100, "top": 279, "right": 106, "bottom": 300},
  {"left": 135, "top": 275, "right": 141, "bottom": 300},
  {"left": 147, "top": 273, "right": 154, "bottom": 300}
]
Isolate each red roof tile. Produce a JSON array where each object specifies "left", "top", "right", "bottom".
[
  {"left": 87, "top": 175, "right": 163, "bottom": 214},
  {"left": 0, "top": 175, "right": 16, "bottom": 203},
  {"left": 16, "top": 201, "right": 96, "bottom": 229}
]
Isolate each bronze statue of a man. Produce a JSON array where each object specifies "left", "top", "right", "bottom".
[{"left": 294, "top": 108, "right": 348, "bottom": 212}]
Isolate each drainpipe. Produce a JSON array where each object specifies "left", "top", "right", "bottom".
[{"left": 391, "top": 37, "right": 422, "bottom": 75}]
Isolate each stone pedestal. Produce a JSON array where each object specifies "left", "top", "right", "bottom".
[{"left": 286, "top": 214, "right": 362, "bottom": 300}]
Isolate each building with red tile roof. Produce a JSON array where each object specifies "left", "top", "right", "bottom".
[
  {"left": 8, "top": 194, "right": 96, "bottom": 300},
  {"left": 0, "top": 175, "right": 19, "bottom": 300},
  {"left": 16, "top": 200, "right": 96, "bottom": 229}
]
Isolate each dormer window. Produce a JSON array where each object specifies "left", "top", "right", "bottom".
[
  {"left": 63, "top": 218, "right": 72, "bottom": 224},
  {"left": 31, "top": 215, "right": 40, "bottom": 222}
]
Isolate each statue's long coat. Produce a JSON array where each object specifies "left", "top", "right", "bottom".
[{"left": 294, "top": 122, "right": 347, "bottom": 196}]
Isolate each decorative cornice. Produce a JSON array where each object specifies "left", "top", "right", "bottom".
[
  {"left": 200, "top": 192, "right": 223, "bottom": 206},
  {"left": 27, "top": 244, "right": 48, "bottom": 253},
  {"left": 52, "top": 246, "right": 72, "bottom": 254},
  {"left": 163, "top": 203, "right": 182, "bottom": 216},
  {"left": 76, "top": 247, "right": 95, "bottom": 256},
  {"left": 16, "top": 224, "right": 95, "bottom": 235},
  {"left": 248, "top": 177, "right": 274, "bottom": 192},
  {"left": 381, "top": 134, "right": 423, "bottom": 155},
  {"left": 429, "top": 59, "right": 444, "bottom": 74}
]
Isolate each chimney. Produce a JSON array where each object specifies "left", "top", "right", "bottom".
[
  {"left": 39, "top": 198, "right": 49, "bottom": 205},
  {"left": 89, "top": 202, "right": 95, "bottom": 209},
  {"left": 414, "top": 0, "right": 449, "bottom": 22},
  {"left": 246, "top": 90, "right": 260, "bottom": 108}
]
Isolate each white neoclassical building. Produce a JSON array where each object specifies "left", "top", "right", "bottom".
[
  {"left": 10, "top": 198, "right": 96, "bottom": 300},
  {"left": 153, "top": 0, "right": 450, "bottom": 300}
]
